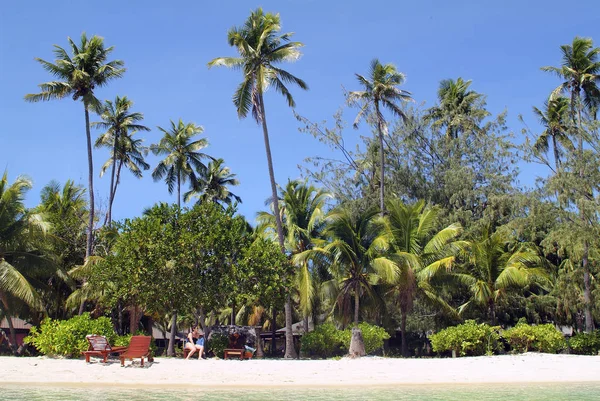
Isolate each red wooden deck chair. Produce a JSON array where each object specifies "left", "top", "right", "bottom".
[
  {"left": 120, "top": 335, "right": 152, "bottom": 367},
  {"left": 82, "top": 335, "right": 127, "bottom": 363}
]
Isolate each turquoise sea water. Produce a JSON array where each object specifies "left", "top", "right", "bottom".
[{"left": 2, "top": 383, "right": 600, "bottom": 401}]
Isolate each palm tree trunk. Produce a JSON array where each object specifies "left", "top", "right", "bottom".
[
  {"left": 271, "top": 307, "right": 277, "bottom": 356},
  {"left": 552, "top": 135, "right": 561, "bottom": 171},
  {"left": 105, "top": 131, "right": 119, "bottom": 227},
  {"left": 0, "top": 293, "right": 18, "bottom": 354},
  {"left": 258, "top": 92, "right": 297, "bottom": 359},
  {"left": 303, "top": 315, "right": 309, "bottom": 335},
  {"left": 400, "top": 310, "right": 408, "bottom": 357},
  {"left": 167, "top": 310, "right": 177, "bottom": 356},
  {"left": 84, "top": 104, "right": 95, "bottom": 259},
  {"left": 354, "top": 286, "right": 360, "bottom": 327},
  {"left": 489, "top": 301, "right": 496, "bottom": 326},
  {"left": 231, "top": 301, "right": 236, "bottom": 325},
  {"left": 375, "top": 103, "right": 386, "bottom": 215},
  {"left": 177, "top": 174, "right": 181, "bottom": 209}
]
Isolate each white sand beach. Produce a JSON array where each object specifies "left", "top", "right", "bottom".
[{"left": 0, "top": 353, "right": 598, "bottom": 387}]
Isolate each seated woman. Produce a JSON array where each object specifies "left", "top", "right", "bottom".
[{"left": 185, "top": 326, "right": 204, "bottom": 360}]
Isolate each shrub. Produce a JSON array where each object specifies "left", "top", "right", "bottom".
[
  {"left": 569, "top": 331, "right": 600, "bottom": 355},
  {"left": 24, "top": 313, "right": 116, "bottom": 357},
  {"left": 429, "top": 320, "right": 501, "bottom": 357},
  {"left": 300, "top": 323, "right": 345, "bottom": 358},
  {"left": 208, "top": 332, "right": 228, "bottom": 358},
  {"left": 339, "top": 323, "right": 391, "bottom": 355},
  {"left": 503, "top": 323, "right": 566, "bottom": 354}
]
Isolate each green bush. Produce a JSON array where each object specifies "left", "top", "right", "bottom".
[
  {"left": 503, "top": 323, "right": 566, "bottom": 354},
  {"left": 24, "top": 313, "right": 116, "bottom": 357},
  {"left": 208, "top": 332, "right": 229, "bottom": 358},
  {"left": 569, "top": 331, "right": 600, "bottom": 355},
  {"left": 429, "top": 320, "right": 501, "bottom": 357},
  {"left": 300, "top": 323, "right": 345, "bottom": 358},
  {"left": 301, "top": 323, "right": 390, "bottom": 358},
  {"left": 339, "top": 323, "right": 391, "bottom": 355}
]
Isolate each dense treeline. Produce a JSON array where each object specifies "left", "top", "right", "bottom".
[{"left": 1, "top": 8, "right": 599, "bottom": 358}]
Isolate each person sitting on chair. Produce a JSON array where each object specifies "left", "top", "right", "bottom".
[{"left": 185, "top": 326, "right": 204, "bottom": 360}]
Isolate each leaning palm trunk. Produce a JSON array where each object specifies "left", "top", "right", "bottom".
[
  {"left": 167, "top": 311, "right": 177, "bottom": 356},
  {"left": 105, "top": 133, "right": 119, "bottom": 227},
  {"left": 258, "top": 93, "right": 297, "bottom": 359},
  {"left": 375, "top": 103, "right": 386, "bottom": 215}
]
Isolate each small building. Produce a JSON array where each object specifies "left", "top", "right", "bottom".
[{"left": 0, "top": 317, "right": 32, "bottom": 347}]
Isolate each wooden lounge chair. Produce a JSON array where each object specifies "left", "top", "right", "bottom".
[
  {"left": 120, "top": 335, "right": 152, "bottom": 367},
  {"left": 82, "top": 335, "right": 127, "bottom": 363},
  {"left": 223, "top": 333, "right": 253, "bottom": 360}
]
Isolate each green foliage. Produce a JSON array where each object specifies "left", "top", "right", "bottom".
[
  {"left": 429, "top": 320, "right": 501, "bottom": 356},
  {"left": 24, "top": 313, "right": 116, "bottom": 357},
  {"left": 113, "top": 334, "right": 132, "bottom": 347},
  {"left": 300, "top": 323, "right": 346, "bottom": 358},
  {"left": 503, "top": 323, "right": 566, "bottom": 353},
  {"left": 568, "top": 331, "right": 600, "bottom": 355},
  {"left": 300, "top": 323, "right": 390, "bottom": 358},
  {"left": 209, "top": 332, "right": 229, "bottom": 358}
]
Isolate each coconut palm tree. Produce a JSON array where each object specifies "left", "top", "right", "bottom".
[
  {"left": 208, "top": 8, "right": 308, "bottom": 358},
  {"left": 424, "top": 77, "right": 490, "bottom": 140},
  {"left": 455, "top": 227, "right": 547, "bottom": 325},
  {"left": 532, "top": 96, "right": 573, "bottom": 171},
  {"left": 151, "top": 120, "right": 210, "bottom": 208},
  {"left": 348, "top": 59, "right": 412, "bottom": 214},
  {"left": 258, "top": 180, "right": 330, "bottom": 333},
  {"left": 183, "top": 158, "right": 241, "bottom": 206},
  {"left": 0, "top": 172, "right": 50, "bottom": 351},
  {"left": 542, "top": 37, "right": 600, "bottom": 332},
  {"left": 384, "top": 199, "right": 465, "bottom": 356},
  {"left": 25, "top": 33, "right": 125, "bottom": 261},
  {"left": 93, "top": 96, "right": 150, "bottom": 226}
]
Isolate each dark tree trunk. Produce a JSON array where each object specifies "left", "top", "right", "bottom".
[
  {"left": 167, "top": 311, "right": 177, "bottom": 356},
  {"left": 271, "top": 307, "right": 277, "bottom": 356},
  {"left": 303, "top": 315, "right": 309, "bottom": 335},
  {"left": 129, "top": 304, "right": 139, "bottom": 334},
  {"left": 117, "top": 299, "right": 124, "bottom": 335},
  {"left": 84, "top": 105, "right": 95, "bottom": 259},
  {"left": 255, "top": 325, "right": 264, "bottom": 359},
  {"left": 258, "top": 92, "right": 297, "bottom": 359},
  {"left": 231, "top": 302, "right": 236, "bottom": 325},
  {"left": 489, "top": 301, "right": 496, "bottom": 326},
  {"left": 375, "top": 102, "right": 386, "bottom": 215},
  {"left": 177, "top": 174, "right": 181, "bottom": 209},
  {"left": 0, "top": 294, "right": 17, "bottom": 354},
  {"left": 401, "top": 311, "right": 408, "bottom": 357},
  {"left": 105, "top": 130, "right": 119, "bottom": 227},
  {"left": 583, "top": 241, "right": 594, "bottom": 332},
  {"left": 354, "top": 286, "right": 360, "bottom": 326}
]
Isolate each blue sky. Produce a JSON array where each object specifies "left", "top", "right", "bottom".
[{"left": 1, "top": 0, "right": 598, "bottom": 224}]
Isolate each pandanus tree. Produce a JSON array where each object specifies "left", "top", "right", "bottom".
[
  {"left": 543, "top": 37, "right": 600, "bottom": 332},
  {"left": 25, "top": 33, "right": 125, "bottom": 261},
  {"left": 184, "top": 158, "right": 242, "bottom": 206},
  {"left": 455, "top": 227, "right": 547, "bottom": 325},
  {"left": 424, "top": 77, "right": 490, "bottom": 140},
  {"left": 151, "top": 119, "right": 211, "bottom": 208},
  {"left": 532, "top": 96, "right": 573, "bottom": 171},
  {"left": 93, "top": 96, "right": 150, "bottom": 226},
  {"left": 209, "top": 8, "right": 308, "bottom": 358},
  {"left": 348, "top": 59, "right": 412, "bottom": 214},
  {"left": 258, "top": 180, "right": 330, "bottom": 333},
  {"left": 0, "top": 172, "right": 50, "bottom": 351}
]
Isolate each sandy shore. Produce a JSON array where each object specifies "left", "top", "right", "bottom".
[{"left": 0, "top": 353, "right": 598, "bottom": 387}]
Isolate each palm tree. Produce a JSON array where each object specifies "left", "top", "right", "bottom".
[
  {"left": 532, "top": 96, "right": 573, "bottom": 171},
  {"left": 25, "top": 33, "right": 125, "bottom": 261},
  {"left": 542, "top": 37, "right": 600, "bottom": 332},
  {"left": 384, "top": 199, "right": 464, "bottom": 356},
  {"left": 151, "top": 119, "right": 210, "bottom": 208},
  {"left": 348, "top": 59, "right": 412, "bottom": 214},
  {"left": 424, "top": 77, "right": 490, "bottom": 140},
  {"left": 258, "top": 180, "right": 330, "bottom": 333},
  {"left": 0, "top": 172, "right": 50, "bottom": 351},
  {"left": 93, "top": 96, "right": 150, "bottom": 226},
  {"left": 208, "top": 8, "right": 308, "bottom": 359},
  {"left": 183, "top": 158, "right": 241, "bottom": 206},
  {"left": 455, "top": 227, "right": 546, "bottom": 325}
]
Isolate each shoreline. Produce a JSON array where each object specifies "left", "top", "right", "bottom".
[{"left": 1, "top": 353, "right": 599, "bottom": 387}]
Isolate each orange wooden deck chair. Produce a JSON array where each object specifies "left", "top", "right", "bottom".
[
  {"left": 120, "top": 335, "right": 152, "bottom": 367},
  {"left": 82, "top": 335, "right": 127, "bottom": 363}
]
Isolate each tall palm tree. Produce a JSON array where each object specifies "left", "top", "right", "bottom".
[
  {"left": 532, "top": 96, "right": 573, "bottom": 171},
  {"left": 208, "top": 8, "right": 308, "bottom": 359},
  {"left": 151, "top": 119, "right": 210, "bottom": 208},
  {"left": 258, "top": 180, "right": 330, "bottom": 332},
  {"left": 183, "top": 158, "right": 241, "bottom": 206},
  {"left": 424, "top": 77, "right": 490, "bottom": 140},
  {"left": 348, "top": 59, "right": 412, "bottom": 214},
  {"left": 93, "top": 96, "right": 150, "bottom": 226},
  {"left": 25, "top": 33, "right": 125, "bottom": 261},
  {"left": 455, "top": 227, "right": 546, "bottom": 325},
  {"left": 383, "top": 199, "right": 464, "bottom": 356},
  {"left": 0, "top": 172, "right": 50, "bottom": 351},
  {"left": 542, "top": 37, "right": 600, "bottom": 332}
]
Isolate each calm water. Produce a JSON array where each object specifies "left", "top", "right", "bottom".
[{"left": 2, "top": 383, "right": 600, "bottom": 401}]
